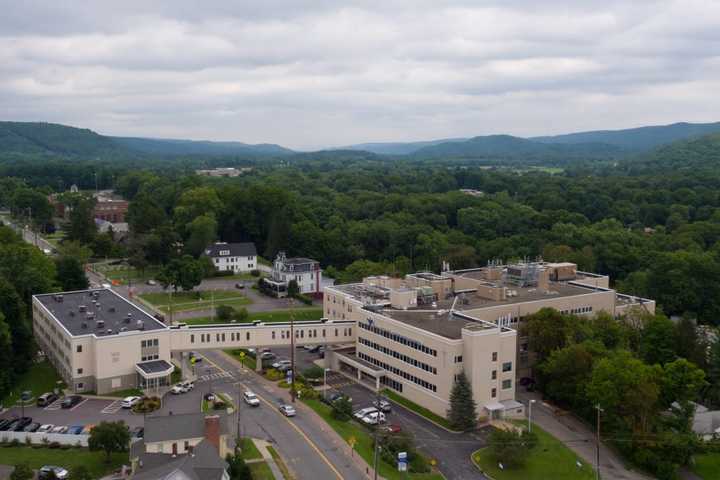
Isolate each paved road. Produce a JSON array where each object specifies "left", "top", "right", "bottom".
[{"left": 517, "top": 391, "right": 654, "bottom": 480}]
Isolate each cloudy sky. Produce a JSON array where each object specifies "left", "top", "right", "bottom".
[{"left": 1, "top": 1, "right": 719, "bottom": 149}]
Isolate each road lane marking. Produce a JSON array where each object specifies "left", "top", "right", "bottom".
[
  {"left": 101, "top": 400, "right": 124, "bottom": 414},
  {"left": 69, "top": 398, "right": 89, "bottom": 411},
  {"left": 203, "top": 352, "right": 345, "bottom": 480}
]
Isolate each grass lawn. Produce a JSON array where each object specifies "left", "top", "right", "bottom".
[
  {"left": 382, "top": 389, "right": 455, "bottom": 431},
  {"left": 202, "top": 392, "right": 234, "bottom": 413},
  {"left": 186, "top": 308, "right": 323, "bottom": 325},
  {"left": 249, "top": 461, "right": 276, "bottom": 480},
  {"left": 1, "top": 361, "right": 63, "bottom": 407},
  {"left": 139, "top": 290, "right": 252, "bottom": 313},
  {"left": 267, "top": 445, "right": 293, "bottom": 480},
  {"left": 472, "top": 422, "right": 595, "bottom": 480},
  {"left": 101, "top": 265, "right": 162, "bottom": 285},
  {"left": 303, "top": 398, "right": 443, "bottom": 480},
  {"left": 224, "top": 349, "right": 257, "bottom": 370},
  {"left": 44, "top": 231, "right": 65, "bottom": 249},
  {"left": 692, "top": 453, "right": 720, "bottom": 480},
  {"left": 240, "top": 437, "right": 263, "bottom": 460},
  {"left": 0, "top": 446, "right": 125, "bottom": 478}
]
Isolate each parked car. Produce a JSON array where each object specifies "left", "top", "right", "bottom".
[
  {"left": 39, "top": 466, "right": 68, "bottom": 480},
  {"left": 204, "top": 393, "right": 216, "bottom": 402},
  {"left": 131, "top": 426, "right": 144, "bottom": 438},
  {"left": 182, "top": 381, "right": 195, "bottom": 391},
  {"left": 50, "top": 425, "right": 68, "bottom": 434},
  {"left": 37, "top": 424, "right": 55, "bottom": 433},
  {"left": 372, "top": 399, "right": 392, "bottom": 412},
  {"left": 171, "top": 383, "right": 188, "bottom": 394},
  {"left": 61, "top": 395, "right": 83, "bottom": 409},
  {"left": 278, "top": 364, "right": 294, "bottom": 373},
  {"left": 324, "top": 392, "right": 352, "bottom": 405},
  {"left": 189, "top": 352, "right": 203, "bottom": 363},
  {"left": 67, "top": 425, "right": 84, "bottom": 435},
  {"left": 272, "top": 359, "right": 291, "bottom": 369},
  {"left": 279, "top": 404, "right": 296, "bottom": 417},
  {"left": 101, "top": 283, "right": 112, "bottom": 289},
  {"left": 81, "top": 424, "right": 95, "bottom": 434},
  {"left": 260, "top": 351, "right": 276, "bottom": 360},
  {"left": 1, "top": 419, "right": 20, "bottom": 431},
  {"left": 37, "top": 392, "right": 58, "bottom": 407},
  {"left": 353, "top": 407, "right": 378, "bottom": 420},
  {"left": 243, "top": 391, "right": 260, "bottom": 407},
  {"left": 13, "top": 417, "right": 33, "bottom": 431},
  {"left": 23, "top": 422, "right": 41, "bottom": 432},
  {"left": 146, "top": 279, "right": 157, "bottom": 286},
  {"left": 235, "top": 283, "right": 245, "bottom": 289},
  {"left": 121, "top": 396, "right": 142, "bottom": 408},
  {"left": 361, "top": 411, "right": 386, "bottom": 425},
  {"left": 519, "top": 377, "right": 536, "bottom": 391},
  {"left": 0, "top": 419, "right": 14, "bottom": 431}
]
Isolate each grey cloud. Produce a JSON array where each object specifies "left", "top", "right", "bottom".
[{"left": 0, "top": 0, "right": 718, "bottom": 149}]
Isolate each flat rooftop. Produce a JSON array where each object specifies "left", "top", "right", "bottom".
[
  {"left": 35, "top": 288, "right": 167, "bottom": 337},
  {"left": 377, "top": 309, "right": 501, "bottom": 340}
]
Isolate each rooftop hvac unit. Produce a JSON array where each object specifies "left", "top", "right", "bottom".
[
  {"left": 69, "top": 311, "right": 75, "bottom": 317},
  {"left": 106, "top": 329, "right": 113, "bottom": 335},
  {"left": 79, "top": 305, "right": 86, "bottom": 312},
  {"left": 95, "top": 303, "right": 101, "bottom": 309},
  {"left": 96, "top": 320, "right": 105, "bottom": 329},
  {"left": 136, "top": 319, "right": 144, "bottom": 330},
  {"left": 108, "top": 306, "right": 116, "bottom": 313},
  {"left": 81, "top": 322, "right": 87, "bottom": 329},
  {"left": 120, "top": 327, "right": 127, "bottom": 332},
  {"left": 124, "top": 316, "right": 131, "bottom": 324}
]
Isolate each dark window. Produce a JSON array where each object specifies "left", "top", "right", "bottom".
[
  {"left": 492, "top": 352, "right": 498, "bottom": 361},
  {"left": 76, "top": 345, "right": 82, "bottom": 353},
  {"left": 246, "top": 332, "right": 250, "bottom": 341},
  {"left": 502, "top": 362, "right": 512, "bottom": 372},
  {"left": 491, "top": 370, "right": 497, "bottom": 380},
  {"left": 502, "top": 379, "right": 512, "bottom": 389},
  {"left": 491, "top": 388, "right": 497, "bottom": 398},
  {"left": 191, "top": 334, "right": 195, "bottom": 343},
  {"left": 272, "top": 331, "right": 276, "bottom": 340}
]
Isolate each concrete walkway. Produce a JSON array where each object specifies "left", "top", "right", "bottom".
[
  {"left": 253, "top": 438, "right": 287, "bottom": 480},
  {"left": 518, "top": 392, "right": 654, "bottom": 480}
]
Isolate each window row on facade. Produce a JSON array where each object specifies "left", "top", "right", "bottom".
[
  {"left": 189, "top": 326, "right": 352, "bottom": 344},
  {"left": 358, "top": 336, "right": 437, "bottom": 374},
  {"left": 358, "top": 320, "right": 437, "bottom": 357},
  {"left": 358, "top": 351, "right": 437, "bottom": 393}
]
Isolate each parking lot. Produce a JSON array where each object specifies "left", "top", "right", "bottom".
[{"left": 0, "top": 395, "right": 145, "bottom": 432}]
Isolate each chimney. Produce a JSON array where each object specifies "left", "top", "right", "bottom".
[{"left": 204, "top": 415, "right": 221, "bottom": 451}]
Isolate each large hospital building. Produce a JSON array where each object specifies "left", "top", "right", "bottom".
[{"left": 32, "top": 260, "right": 653, "bottom": 421}]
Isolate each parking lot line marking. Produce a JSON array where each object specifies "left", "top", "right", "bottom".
[
  {"left": 45, "top": 399, "right": 63, "bottom": 411},
  {"left": 70, "top": 398, "right": 89, "bottom": 411},
  {"left": 101, "top": 400, "right": 123, "bottom": 414}
]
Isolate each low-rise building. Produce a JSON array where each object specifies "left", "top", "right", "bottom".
[
  {"left": 204, "top": 242, "right": 257, "bottom": 273},
  {"left": 195, "top": 167, "right": 252, "bottom": 177},
  {"left": 130, "top": 413, "right": 230, "bottom": 480},
  {"left": 261, "top": 251, "right": 322, "bottom": 297},
  {"left": 323, "top": 261, "right": 655, "bottom": 421}
]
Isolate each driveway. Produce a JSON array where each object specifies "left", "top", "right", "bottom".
[{"left": 517, "top": 391, "right": 654, "bottom": 480}]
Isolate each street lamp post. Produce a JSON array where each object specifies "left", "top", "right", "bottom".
[
  {"left": 595, "top": 404, "right": 604, "bottom": 480},
  {"left": 528, "top": 399, "right": 536, "bottom": 433},
  {"left": 289, "top": 298, "right": 296, "bottom": 403},
  {"left": 323, "top": 368, "right": 331, "bottom": 402}
]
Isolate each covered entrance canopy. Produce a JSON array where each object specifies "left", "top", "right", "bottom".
[
  {"left": 485, "top": 399, "right": 525, "bottom": 420},
  {"left": 136, "top": 359, "right": 174, "bottom": 391}
]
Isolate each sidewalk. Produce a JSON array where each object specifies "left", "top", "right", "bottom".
[
  {"left": 252, "top": 438, "right": 286, "bottom": 480},
  {"left": 518, "top": 392, "right": 653, "bottom": 480},
  {"left": 220, "top": 350, "right": 381, "bottom": 479}
]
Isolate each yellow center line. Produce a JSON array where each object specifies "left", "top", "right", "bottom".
[{"left": 201, "top": 353, "right": 345, "bottom": 480}]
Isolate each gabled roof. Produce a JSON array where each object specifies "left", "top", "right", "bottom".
[
  {"left": 144, "top": 412, "right": 229, "bottom": 443},
  {"left": 131, "top": 439, "right": 228, "bottom": 480},
  {"left": 204, "top": 242, "right": 257, "bottom": 258}
]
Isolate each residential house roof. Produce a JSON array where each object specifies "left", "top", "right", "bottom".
[
  {"left": 204, "top": 242, "right": 257, "bottom": 258},
  {"left": 131, "top": 439, "right": 228, "bottom": 480}
]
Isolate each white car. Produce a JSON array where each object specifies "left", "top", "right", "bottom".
[
  {"left": 182, "top": 381, "right": 194, "bottom": 391},
  {"left": 353, "top": 407, "right": 378, "bottom": 420},
  {"left": 121, "top": 396, "right": 142, "bottom": 408},
  {"left": 272, "top": 360, "right": 291, "bottom": 369},
  {"left": 37, "top": 424, "right": 55, "bottom": 433},
  {"left": 260, "top": 351, "right": 276, "bottom": 360},
  {"left": 373, "top": 399, "right": 392, "bottom": 412},
  {"left": 39, "top": 466, "right": 68, "bottom": 479},
  {"left": 101, "top": 283, "right": 112, "bottom": 289},
  {"left": 50, "top": 425, "right": 68, "bottom": 434},
  {"left": 279, "top": 404, "right": 296, "bottom": 417},
  {"left": 361, "top": 411, "right": 386, "bottom": 425},
  {"left": 171, "top": 384, "right": 187, "bottom": 394},
  {"left": 243, "top": 391, "right": 260, "bottom": 407}
]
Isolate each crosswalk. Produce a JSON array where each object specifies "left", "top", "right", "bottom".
[
  {"left": 198, "top": 371, "right": 233, "bottom": 382},
  {"left": 101, "top": 400, "right": 124, "bottom": 414}
]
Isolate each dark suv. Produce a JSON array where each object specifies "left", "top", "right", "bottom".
[
  {"left": 61, "top": 395, "right": 83, "bottom": 409},
  {"left": 13, "top": 417, "right": 33, "bottom": 431}
]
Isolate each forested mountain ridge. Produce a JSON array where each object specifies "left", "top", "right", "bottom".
[
  {"left": 0, "top": 121, "right": 127, "bottom": 158},
  {"left": 533, "top": 121, "right": 720, "bottom": 151},
  {"left": 112, "top": 136, "right": 294, "bottom": 156},
  {"left": 621, "top": 132, "right": 720, "bottom": 172}
]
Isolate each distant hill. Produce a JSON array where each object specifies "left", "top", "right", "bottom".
[
  {"left": 623, "top": 132, "right": 720, "bottom": 171},
  {"left": 532, "top": 121, "right": 720, "bottom": 151},
  {"left": 0, "top": 121, "right": 126, "bottom": 158},
  {"left": 112, "top": 136, "right": 294, "bottom": 156},
  {"left": 341, "top": 138, "right": 468, "bottom": 155},
  {"left": 411, "top": 134, "right": 623, "bottom": 161}
]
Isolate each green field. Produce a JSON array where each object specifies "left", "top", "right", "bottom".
[
  {"left": 303, "top": 398, "right": 443, "bottom": 480},
  {"left": 224, "top": 349, "right": 257, "bottom": 370},
  {"left": 1, "top": 360, "right": 63, "bottom": 408},
  {"left": 139, "top": 290, "right": 252, "bottom": 313},
  {"left": 249, "top": 461, "right": 276, "bottom": 480},
  {"left": 100, "top": 264, "right": 162, "bottom": 285},
  {"left": 186, "top": 308, "right": 323, "bottom": 325},
  {"left": 0, "top": 447, "right": 125, "bottom": 478},
  {"left": 382, "top": 389, "right": 455, "bottom": 431},
  {"left": 472, "top": 423, "right": 595, "bottom": 480},
  {"left": 692, "top": 453, "right": 720, "bottom": 480}
]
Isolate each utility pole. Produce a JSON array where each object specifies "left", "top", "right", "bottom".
[
  {"left": 372, "top": 384, "right": 381, "bottom": 480},
  {"left": 290, "top": 298, "right": 296, "bottom": 403},
  {"left": 595, "top": 404, "right": 603, "bottom": 480}
]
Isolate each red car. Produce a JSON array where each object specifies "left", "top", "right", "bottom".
[{"left": 383, "top": 424, "right": 402, "bottom": 434}]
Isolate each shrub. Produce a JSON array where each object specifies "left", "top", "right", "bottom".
[
  {"left": 251, "top": 269, "right": 260, "bottom": 277},
  {"left": 331, "top": 396, "right": 353, "bottom": 421},
  {"left": 278, "top": 380, "right": 291, "bottom": 389},
  {"left": 303, "top": 365, "right": 324, "bottom": 379},
  {"left": 10, "top": 439, "right": 20, "bottom": 447},
  {"left": 409, "top": 453, "right": 430, "bottom": 473},
  {"left": 214, "top": 269, "right": 235, "bottom": 277},
  {"left": 265, "top": 369, "right": 284, "bottom": 381},
  {"left": 48, "top": 441, "right": 61, "bottom": 449},
  {"left": 488, "top": 427, "right": 537, "bottom": 468},
  {"left": 216, "top": 305, "right": 236, "bottom": 322}
]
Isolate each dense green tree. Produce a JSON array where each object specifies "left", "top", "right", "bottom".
[
  {"left": 185, "top": 214, "right": 217, "bottom": 257},
  {"left": 88, "top": 421, "right": 131, "bottom": 462},
  {"left": 10, "top": 463, "right": 33, "bottom": 480},
  {"left": 66, "top": 195, "right": 97, "bottom": 244},
  {"left": 538, "top": 341, "right": 606, "bottom": 410},
  {"left": 55, "top": 255, "right": 89, "bottom": 291},
  {"left": 157, "top": 255, "right": 204, "bottom": 293},
  {"left": 226, "top": 453, "right": 252, "bottom": 480},
  {"left": 639, "top": 315, "right": 677, "bottom": 365},
  {"left": 447, "top": 371, "right": 477, "bottom": 431},
  {"left": 0, "top": 314, "right": 13, "bottom": 400}
]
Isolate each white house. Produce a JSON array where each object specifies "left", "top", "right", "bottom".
[
  {"left": 204, "top": 242, "right": 257, "bottom": 273},
  {"left": 262, "top": 251, "right": 322, "bottom": 297}
]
